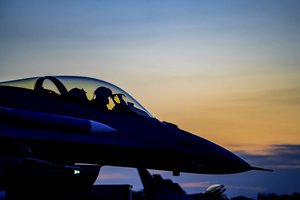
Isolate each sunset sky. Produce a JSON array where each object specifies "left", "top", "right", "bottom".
[{"left": 1, "top": 0, "right": 299, "bottom": 198}]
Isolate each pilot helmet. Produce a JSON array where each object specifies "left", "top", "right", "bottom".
[
  {"left": 68, "top": 88, "right": 87, "bottom": 101},
  {"left": 94, "top": 86, "right": 112, "bottom": 99}
]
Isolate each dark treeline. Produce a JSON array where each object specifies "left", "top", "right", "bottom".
[{"left": 229, "top": 192, "right": 300, "bottom": 200}]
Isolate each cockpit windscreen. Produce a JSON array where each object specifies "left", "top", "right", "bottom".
[{"left": 0, "top": 76, "right": 154, "bottom": 118}]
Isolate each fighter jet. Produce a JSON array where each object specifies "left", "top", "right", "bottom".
[
  {"left": 133, "top": 168, "right": 227, "bottom": 200},
  {"left": 0, "top": 75, "right": 269, "bottom": 199}
]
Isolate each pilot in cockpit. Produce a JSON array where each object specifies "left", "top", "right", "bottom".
[
  {"left": 67, "top": 88, "right": 88, "bottom": 103},
  {"left": 91, "top": 86, "right": 113, "bottom": 110}
]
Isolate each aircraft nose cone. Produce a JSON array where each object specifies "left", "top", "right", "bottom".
[
  {"left": 202, "top": 142, "right": 251, "bottom": 174},
  {"left": 163, "top": 123, "right": 253, "bottom": 174},
  {"left": 188, "top": 134, "right": 252, "bottom": 174},
  {"left": 211, "top": 147, "right": 252, "bottom": 174}
]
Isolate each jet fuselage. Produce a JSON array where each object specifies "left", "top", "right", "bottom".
[{"left": 0, "top": 76, "right": 253, "bottom": 175}]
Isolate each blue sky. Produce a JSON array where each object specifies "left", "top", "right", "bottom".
[
  {"left": 1, "top": 0, "right": 300, "bottom": 198},
  {"left": 1, "top": 0, "right": 299, "bottom": 78}
]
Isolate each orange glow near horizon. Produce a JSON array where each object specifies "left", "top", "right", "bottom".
[{"left": 135, "top": 70, "right": 300, "bottom": 153}]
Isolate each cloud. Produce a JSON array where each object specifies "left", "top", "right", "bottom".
[
  {"left": 227, "top": 185, "right": 266, "bottom": 192},
  {"left": 180, "top": 182, "right": 211, "bottom": 189},
  {"left": 97, "top": 173, "right": 130, "bottom": 180},
  {"left": 236, "top": 144, "right": 300, "bottom": 169}
]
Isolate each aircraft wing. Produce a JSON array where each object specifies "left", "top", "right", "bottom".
[
  {"left": 0, "top": 156, "right": 101, "bottom": 199},
  {"left": 0, "top": 106, "right": 116, "bottom": 169},
  {"left": 0, "top": 106, "right": 117, "bottom": 164},
  {"left": 0, "top": 106, "right": 116, "bottom": 198}
]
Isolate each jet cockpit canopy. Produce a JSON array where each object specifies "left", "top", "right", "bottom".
[{"left": 0, "top": 75, "right": 153, "bottom": 118}]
